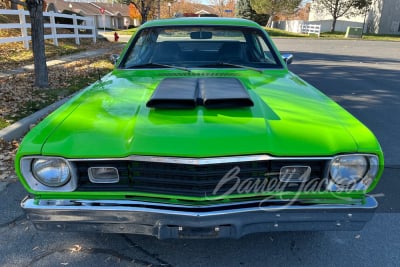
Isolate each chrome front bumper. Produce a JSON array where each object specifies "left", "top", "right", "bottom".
[{"left": 22, "top": 196, "right": 377, "bottom": 239}]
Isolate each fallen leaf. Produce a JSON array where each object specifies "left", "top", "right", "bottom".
[{"left": 70, "top": 244, "right": 82, "bottom": 252}]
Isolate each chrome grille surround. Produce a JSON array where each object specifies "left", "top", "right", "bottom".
[{"left": 70, "top": 155, "right": 332, "bottom": 197}]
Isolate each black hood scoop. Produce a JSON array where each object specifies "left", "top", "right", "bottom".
[
  {"left": 159, "top": 72, "right": 240, "bottom": 77},
  {"left": 146, "top": 78, "right": 254, "bottom": 109}
]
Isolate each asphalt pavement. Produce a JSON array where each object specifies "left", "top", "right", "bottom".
[
  {"left": 275, "top": 38, "right": 400, "bottom": 216},
  {"left": 1, "top": 38, "right": 399, "bottom": 266}
]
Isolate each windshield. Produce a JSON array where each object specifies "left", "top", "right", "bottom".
[{"left": 119, "top": 26, "right": 283, "bottom": 70}]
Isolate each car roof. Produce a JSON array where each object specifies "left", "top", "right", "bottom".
[{"left": 139, "top": 17, "right": 263, "bottom": 30}]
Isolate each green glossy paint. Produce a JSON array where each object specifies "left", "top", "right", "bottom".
[
  {"left": 17, "top": 69, "right": 381, "bottom": 158},
  {"left": 15, "top": 18, "right": 384, "bottom": 202}
]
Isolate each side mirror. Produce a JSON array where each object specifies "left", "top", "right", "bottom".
[
  {"left": 110, "top": 54, "right": 120, "bottom": 65},
  {"left": 281, "top": 54, "right": 293, "bottom": 65}
]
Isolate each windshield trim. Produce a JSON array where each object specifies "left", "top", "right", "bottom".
[{"left": 118, "top": 25, "right": 284, "bottom": 70}]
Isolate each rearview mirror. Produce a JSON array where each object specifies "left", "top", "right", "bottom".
[{"left": 190, "top": 31, "right": 212, "bottom": 39}]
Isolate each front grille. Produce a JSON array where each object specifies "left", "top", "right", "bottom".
[{"left": 75, "top": 158, "right": 329, "bottom": 197}]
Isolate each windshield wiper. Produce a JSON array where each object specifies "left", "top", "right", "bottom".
[
  {"left": 199, "top": 62, "right": 263, "bottom": 73},
  {"left": 126, "top": 62, "right": 191, "bottom": 72}
]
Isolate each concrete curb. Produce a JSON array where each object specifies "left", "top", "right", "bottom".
[{"left": 0, "top": 97, "right": 70, "bottom": 141}]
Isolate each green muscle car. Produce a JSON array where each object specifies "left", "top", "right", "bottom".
[{"left": 16, "top": 18, "right": 384, "bottom": 239}]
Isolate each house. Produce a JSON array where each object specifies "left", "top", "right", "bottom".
[
  {"left": 45, "top": 0, "right": 136, "bottom": 30},
  {"left": 308, "top": 0, "right": 400, "bottom": 34},
  {"left": 169, "top": 1, "right": 220, "bottom": 18}
]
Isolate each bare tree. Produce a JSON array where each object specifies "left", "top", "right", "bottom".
[
  {"left": 250, "top": 0, "right": 302, "bottom": 27},
  {"left": 209, "top": 0, "right": 235, "bottom": 17},
  {"left": 0, "top": 0, "right": 11, "bottom": 9},
  {"left": 314, "top": 0, "right": 372, "bottom": 32},
  {"left": 123, "top": 0, "right": 158, "bottom": 23}
]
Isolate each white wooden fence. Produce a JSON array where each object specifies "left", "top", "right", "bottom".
[
  {"left": 300, "top": 24, "right": 321, "bottom": 37},
  {"left": 0, "top": 9, "right": 96, "bottom": 49}
]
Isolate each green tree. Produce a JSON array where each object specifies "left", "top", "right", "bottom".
[
  {"left": 236, "top": 0, "right": 269, "bottom": 26},
  {"left": 314, "top": 0, "right": 372, "bottom": 32},
  {"left": 250, "top": 0, "right": 302, "bottom": 27},
  {"left": 236, "top": 0, "right": 256, "bottom": 20}
]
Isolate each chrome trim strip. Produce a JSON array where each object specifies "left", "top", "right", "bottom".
[
  {"left": 36, "top": 199, "right": 281, "bottom": 209},
  {"left": 26, "top": 197, "right": 376, "bottom": 216},
  {"left": 23, "top": 154, "right": 379, "bottom": 165},
  {"left": 66, "top": 155, "right": 334, "bottom": 165}
]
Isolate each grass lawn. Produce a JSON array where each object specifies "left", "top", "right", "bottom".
[
  {"left": 116, "top": 28, "right": 138, "bottom": 35},
  {"left": 268, "top": 28, "right": 399, "bottom": 41},
  {"left": 0, "top": 37, "right": 122, "bottom": 130},
  {"left": 0, "top": 57, "right": 117, "bottom": 130},
  {"left": 266, "top": 28, "right": 309, "bottom": 37}
]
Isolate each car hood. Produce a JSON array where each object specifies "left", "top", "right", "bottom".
[{"left": 33, "top": 69, "right": 380, "bottom": 158}]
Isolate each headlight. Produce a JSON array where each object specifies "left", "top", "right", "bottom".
[
  {"left": 329, "top": 154, "right": 379, "bottom": 190},
  {"left": 32, "top": 158, "right": 71, "bottom": 187}
]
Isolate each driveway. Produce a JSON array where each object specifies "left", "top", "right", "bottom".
[{"left": 1, "top": 38, "right": 399, "bottom": 267}]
